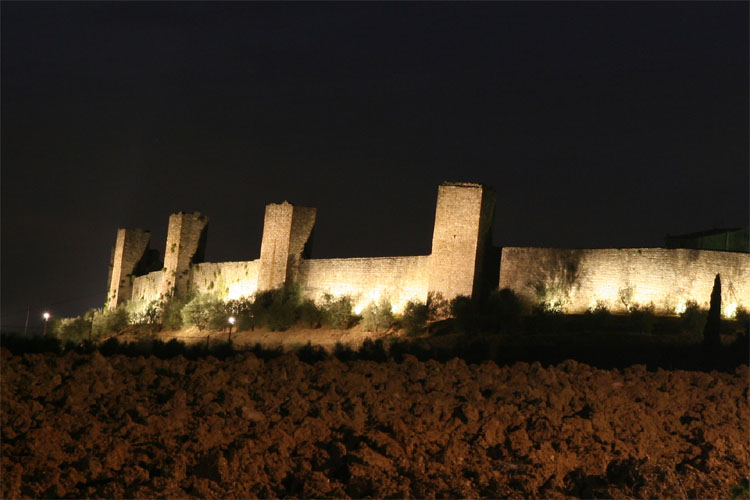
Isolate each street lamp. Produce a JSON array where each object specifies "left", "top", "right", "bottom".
[
  {"left": 42, "top": 312, "right": 51, "bottom": 336},
  {"left": 228, "top": 316, "right": 236, "bottom": 342}
]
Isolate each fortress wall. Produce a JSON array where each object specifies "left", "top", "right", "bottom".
[
  {"left": 107, "top": 229, "right": 151, "bottom": 309},
  {"left": 161, "top": 212, "right": 209, "bottom": 298},
  {"left": 191, "top": 261, "right": 260, "bottom": 300},
  {"left": 499, "top": 247, "right": 750, "bottom": 315},
  {"left": 131, "top": 270, "right": 165, "bottom": 305},
  {"left": 299, "top": 256, "right": 431, "bottom": 313}
]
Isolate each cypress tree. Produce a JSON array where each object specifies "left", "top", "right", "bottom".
[{"left": 703, "top": 274, "right": 721, "bottom": 353}]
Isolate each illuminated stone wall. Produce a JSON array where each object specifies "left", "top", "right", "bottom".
[
  {"left": 427, "top": 182, "right": 495, "bottom": 301},
  {"left": 257, "top": 202, "right": 316, "bottom": 291},
  {"left": 161, "top": 212, "right": 209, "bottom": 298},
  {"left": 499, "top": 247, "right": 750, "bottom": 315},
  {"left": 106, "top": 229, "right": 151, "bottom": 309},
  {"left": 299, "top": 256, "right": 430, "bottom": 313},
  {"left": 131, "top": 270, "right": 164, "bottom": 305},
  {"left": 191, "top": 261, "right": 260, "bottom": 301}
]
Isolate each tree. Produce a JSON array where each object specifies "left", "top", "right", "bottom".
[{"left": 703, "top": 274, "right": 721, "bottom": 354}]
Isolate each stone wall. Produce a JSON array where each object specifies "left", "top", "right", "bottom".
[
  {"left": 191, "top": 261, "right": 260, "bottom": 301},
  {"left": 107, "top": 229, "right": 151, "bottom": 309},
  {"left": 299, "top": 256, "right": 430, "bottom": 313},
  {"left": 427, "top": 182, "right": 495, "bottom": 301},
  {"left": 499, "top": 247, "right": 750, "bottom": 315},
  {"left": 161, "top": 212, "right": 209, "bottom": 298},
  {"left": 131, "top": 270, "right": 164, "bottom": 305}
]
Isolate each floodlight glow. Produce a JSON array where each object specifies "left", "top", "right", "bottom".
[
  {"left": 723, "top": 303, "right": 738, "bottom": 319},
  {"left": 228, "top": 316, "right": 236, "bottom": 325},
  {"left": 43, "top": 312, "right": 50, "bottom": 321}
]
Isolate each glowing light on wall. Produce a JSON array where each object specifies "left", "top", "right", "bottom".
[
  {"left": 723, "top": 302, "right": 738, "bottom": 319},
  {"left": 227, "top": 281, "right": 257, "bottom": 300},
  {"left": 675, "top": 300, "right": 687, "bottom": 315}
]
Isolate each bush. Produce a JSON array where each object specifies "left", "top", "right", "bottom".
[
  {"left": 361, "top": 297, "right": 394, "bottom": 332},
  {"left": 333, "top": 341, "right": 356, "bottom": 362},
  {"left": 485, "top": 288, "right": 522, "bottom": 333},
  {"left": 320, "top": 294, "right": 354, "bottom": 329},
  {"left": 629, "top": 303, "right": 656, "bottom": 333},
  {"left": 50, "top": 310, "right": 95, "bottom": 343},
  {"left": 680, "top": 300, "right": 707, "bottom": 334},
  {"left": 297, "top": 342, "right": 329, "bottom": 364},
  {"left": 92, "top": 305, "right": 130, "bottom": 338},
  {"left": 161, "top": 294, "right": 189, "bottom": 330},
  {"left": 402, "top": 300, "right": 429, "bottom": 337},
  {"left": 451, "top": 295, "right": 479, "bottom": 334},
  {"left": 298, "top": 299, "right": 323, "bottom": 328},
  {"left": 250, "top": 283, "right": 303, "bottom": 331},
  {"left": 357, "top": 339, "right": 388, "bottom": 362},
  {"left": 225, "top": 297, "right": 254, "bottom": 331},
  {"left": 181, "top": 294, "right": 227, "bottom": 331},
  {"left": 583, "top": 300, "right": 615, "bottom": 331},
  {"left": 427, "top": 291, "right": 451, "bottom": 320}
]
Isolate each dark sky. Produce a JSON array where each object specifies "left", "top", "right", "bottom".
[{"left": 2, "top": 1, "right": 748, "bottom": 330}]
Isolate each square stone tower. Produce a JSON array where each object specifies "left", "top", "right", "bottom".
[
  {"left": 106, "top": 229, "right": 151, "bottom": 309},
  {"left": 427, "top": 182, "right": 496, "bottom": 301},
  {"left": 160, "top": 212, "right": 208, "bottom": 298},
  {"left": 258, "top": 202, "right": 316, "bottom": 291}
]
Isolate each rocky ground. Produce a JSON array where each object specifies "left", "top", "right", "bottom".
[{"left": 1, "top": 347, "right": 748, "bottom": 499}]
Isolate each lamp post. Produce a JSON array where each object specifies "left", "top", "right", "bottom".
[
  {"left": 228, "top": 316, "right": 236, "bottom": 342},
  {"left": 42, "top": 312, "right": 51, "bottom": 336}
]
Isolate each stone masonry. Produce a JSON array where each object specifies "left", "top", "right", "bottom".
[
  {"left": 257, "top": 202, "right": 316, "bottom": 291},
  {"left": 427, "top": 182, "right": 496, "bottom": 301},
  {"left": 106, "top": 229, "right": 151, "bottom": 309},
  {"left": 160, "top": 212, "right": 209, "bottom": 298}
]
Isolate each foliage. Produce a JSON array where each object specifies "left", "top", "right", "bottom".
[
  {"left": 703, "top": 274, "right": 722, "bottom": 352},
  {"left": 224, "top": 297, "right": 254, "bottom": 331},
  {"left": 629, "top": 303, "right": 656, "bottom": 334},
  {"left": 361, "top": 297, "right": 394, "bottom": 333},
  {"left": 357, "top": 338, "right": 388, "bottom": 362},
  {"left": 618, "top": 285, "right": 635, "bottom": 312},
  {"left": 161, "top": 294, "right": 189, "bottom": 330},
  {"left": 50, "top": 310, "right": 95, "bottom": 343},
  {"left": 401, "top": 300, "right": 429, "bottom": 337},
  {"left": 427, "top": 291, "right": 451, "bottom": 320},
  {"left": 528, "top": 250, "right": 582, "bottom": 313},
  {"left": 333, "top": 341, "right": 356, "bottom": 362},
  {"left": 91, "top": 304, "right": 130, "bottom": 338},
  {"left": 583, "top": 300, "right": 615, "bottom": 331},
  {"left": 484, "top": 288, "right": 522, "bottom": 333},
  {"left": 298, "top": 299, "right": 323, "bottom": 328},
  {"left": 730, "top": 478, "right": 750, "bottom": 500},
  {"left": 297, "top": 341, "right": 329, "bottom": 364},
  {"left": 451, "top": 295, "right": 479, "bottom": 334},
  {"left": 680, "top": 300, "right": 707, "bottom": 334},
  {"left": 181, "top": 294, "right": 227, "bottom": 331},
  {"left": 320, "top": 293, "right": 354, "bottom": 329},
  {"left": 250, "top": 283, "right": 303, "bottom": 331}
]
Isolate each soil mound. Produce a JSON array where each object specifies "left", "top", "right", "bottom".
[{"left": 2, "top": 348, "right": 748, "bottom": 498}]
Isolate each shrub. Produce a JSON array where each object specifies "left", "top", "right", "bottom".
[
  {"left": 92, "top": 305, "right": 130, "bottom": 338},
  {"left": 181, "top": 294, "right": 226, "bottom": 331},
  {"left": 50, "top": 310, "right": 95, "bottom": 343},
  {"left": 358, "top": 338, "right": 388, "bottom": 362},
  {"left": 583, "top": 300, "right": 615, "bottom": 331},
  {"left": 298, "top": 299, "right": 323, "bottom": 328},
  {"left": 485, "top": 288, "right": 522, "bottom": 333},
  {"left": 451, "top": 295, "right": 479, "bottom": 334},
  {"left": 320, "top": 294, "right": 354, "bottom": 329},
  {"left": 249, "top": 283, "right": 303, "bottom": 331},
  {"left": 427, "top": 291, "right": 451, "bottom": 320},
  {"left": 680, "top": 299, "right": 707, "bottom": 334},
  {"left": 297, "top": 341, "right": 329, "bottom": 364},
  {"left": 161, "top": 294, "right": 189, "bottom": 330},
  {"left": 225, "top": 297, "right": 254, "bottom": 331},
  {"left": 629, "top": 303, "right": 656, "bottom": 333},
  {"left": 401, "top": 300, "right": 429, "bottom": 337},
  {"left": 333, "top": 341, "right": 356, "bottom": 362},
  {"left": 361, "top": 297, "right": 394, "bottom": 333}
]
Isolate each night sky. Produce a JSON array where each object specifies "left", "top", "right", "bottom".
[{"left": 2, "top": 2, "right": 748, "bottom": 330}]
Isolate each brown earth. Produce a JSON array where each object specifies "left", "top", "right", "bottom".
[{"left": 1, "top": 348, "right": 748, "bottom": 499}]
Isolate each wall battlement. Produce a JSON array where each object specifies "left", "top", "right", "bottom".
[{"left": 108, "top": 182, "right": 750, "bottom": 317}]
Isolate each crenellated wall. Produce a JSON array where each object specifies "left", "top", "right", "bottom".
[
  {"left": 499, "top": 247, "right": 750, "bottom": 315},
  {"left": 106, "top": 181, "right": 749, "bottom": 321}
]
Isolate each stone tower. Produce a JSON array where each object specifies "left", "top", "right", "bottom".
[
  {"left": 160, "top": 212, "right": 208, "bottom": 298},
  {"left": 258, "top": 202, "right": 316, "bottom": 291},
  {"left": 427, "top": 182, "right": 496, "bottom": 301},
  {"left": 106, "top": 229, "right": 151, "bottom": 309}
]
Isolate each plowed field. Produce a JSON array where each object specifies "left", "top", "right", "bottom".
[{"left": 2, "top": 348, "right": 748, "bottom": 498}]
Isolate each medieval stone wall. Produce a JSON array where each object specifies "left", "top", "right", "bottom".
[
  {"left": 299, "top": 256, "right": 430, "bottom": 313},
  {"left": 499, "top": 247, "right": 750, "bottom": 315},
  {"left": 257, "top": 203, "right": 316, "bottom": 290},
  {"left": 191, "top": 261, "right": 260, "bottom": 301},
  {"left": 427, "top": 182, "right": 494, "bottom": 301},
  {"left": 107, "top": 229, "right": 151, "bottom": 309},
  {"left": 161, "top": 212, "right": 209, "bottom": 298},
  {"left": 131, "top": 270, "right": 164, "bottom": 305}
]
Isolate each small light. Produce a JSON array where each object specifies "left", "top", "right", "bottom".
[
  {"left": 43, "top": 312, "right": 50, "bottom": 321},
  {"left": 228, "top": 316, "right": 236, "bottom": 325}
]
